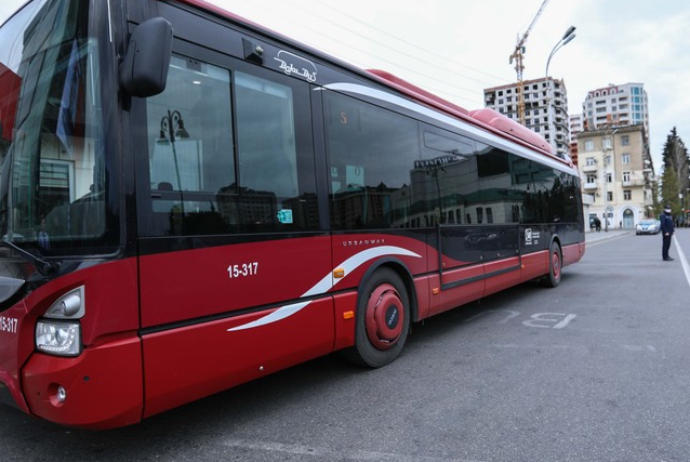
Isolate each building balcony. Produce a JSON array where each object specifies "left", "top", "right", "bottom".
[
  {"left": 582, "top": 164, "right": 598, "bottom": 173},
  {"left": 622, "top": 179, "right": 646, "bottom": 187},
  {"left": 584, "top": 182, "right": 598, "bottom": 190}
]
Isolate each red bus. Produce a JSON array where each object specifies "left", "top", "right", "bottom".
[{"left": 0, "top": 0, "right": 585, "bottom": 429}]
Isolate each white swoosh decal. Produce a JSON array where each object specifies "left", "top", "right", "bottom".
[{"left": 227, "top": 246, "right": 421, "bottom": 331}]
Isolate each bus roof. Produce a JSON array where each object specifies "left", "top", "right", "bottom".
[{"left": 173, "top": 0, "right": 565, "bottom": 165}]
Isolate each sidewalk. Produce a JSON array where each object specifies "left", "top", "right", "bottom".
[{"left": 585, "top": 229, "right": 630, "bottom": 244}]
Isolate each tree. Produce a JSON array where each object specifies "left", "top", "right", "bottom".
[
  {"left": 660, "top": 164, "right": 681, "bottom": 215},
  {"left": 659, "top": 128, "right": 690, "bottom": 224}
]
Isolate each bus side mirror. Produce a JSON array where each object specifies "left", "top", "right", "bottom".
[{"left": 120, "top": 17, "right": 173, "bottom": 97}]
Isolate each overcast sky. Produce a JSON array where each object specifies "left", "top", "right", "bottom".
[{"left": 2, "top": 0, "right": 689, "bottom": 170}]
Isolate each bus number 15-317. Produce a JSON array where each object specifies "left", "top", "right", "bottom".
[
  {"left": 227, "top": 262, "right": 259, "bottom": 279},
  {"left": 0, "top": 316, "right": 18, "bottom": 334}
]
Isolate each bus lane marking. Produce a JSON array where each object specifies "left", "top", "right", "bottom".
[
  {"left": 522, "top": 312, "right": 577, "bottom": 329},
  {"left": 464, "top": 310, "right": 577, "bottom": 330}
]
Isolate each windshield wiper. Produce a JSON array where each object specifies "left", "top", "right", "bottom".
[{"left": 0, "top": 240, "right": 56, "bottom": 276}]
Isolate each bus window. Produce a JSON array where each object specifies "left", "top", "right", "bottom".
[
  {"left": 144, "top": 55, "right": 317, "bottom": 236},
  {"left": 421, "top": 130, "right": 478, "bottom": 225},
  {"left": 324, "top": 91, "right": 420, "bottom": 229},
  {"left": 146, "top": 55, "right": 234, "bottom": 227}
]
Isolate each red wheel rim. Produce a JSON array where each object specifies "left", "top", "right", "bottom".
[
  {"left": 364, "top": 283, "right": 404, "bottom": 350},
  {"left": 552, "top": 250, "right": 561, "bottom": 279}
]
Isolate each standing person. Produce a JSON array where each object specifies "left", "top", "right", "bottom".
[{"left": 660, "top": 205, "right": 675, "bottom": 261}]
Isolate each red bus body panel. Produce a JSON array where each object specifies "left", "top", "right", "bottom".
[
  {"left": 0, "top": 260, "right": 141, "bottom": 428},
  {"left": 22, "top": 336, "right": 143, "bottom": 429},
  {"left": 142, "top": 298, "right": 334, "bottom": 418},
  {"left": 138, "top": 237, "right": 333, "bottom": 328},
  {"left": 484, "top": 257, "right": 523, "bottom": 297},
  {"left": 563, "top": 242, "right": 586, "bottom": 266}
]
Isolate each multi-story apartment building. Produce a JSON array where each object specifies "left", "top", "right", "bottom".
[
  {"left": 582, "top": 83, "right": 649, "bottom": 140},
  {"left": 569, "top": 114, "right": 583, "bottom": 143},
  {"left": 483, "top": 77, "right": 570, "bottom": 159},
  {"left": 578, "top": 124, "right": 654, "bottom": 230}
]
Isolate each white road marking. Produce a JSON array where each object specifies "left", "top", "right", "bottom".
[
  {"left": 220, "top": 438, "right": 490, "bottom": 462},
  {"left": 673, "top": 235, "right": 690, "bottom": 290}
]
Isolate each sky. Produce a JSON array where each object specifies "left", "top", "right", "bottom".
[{"left": 2, "top": 0, "right": 689, "bottom": 171}]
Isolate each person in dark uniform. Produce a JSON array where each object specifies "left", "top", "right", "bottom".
[{"left": 660, "top": 205, "right": 675, "bottom": 261}]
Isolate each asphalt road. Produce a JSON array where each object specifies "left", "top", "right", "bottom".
[{"left": 1, "top": 229, "right": 690, "bottom": 462}]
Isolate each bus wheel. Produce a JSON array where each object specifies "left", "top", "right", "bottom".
[
  {"left": 343, "top": 268, "right": 410, "bottom": 368},
  {"left": 542, "top": 242, "right": 562, "bottom": 288}
]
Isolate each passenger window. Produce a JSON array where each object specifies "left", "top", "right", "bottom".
[
  {"left": 235, "top": 72, "right": 298, "bottom": 200},
  {"left": 144, "top": 55, "right": 316, "bottom": 236},
  {"left": 421, "top": 130, "right": 478, "bottom": 225},
  {"left": 324, "top": 91, "right": 420, "bottom": 229},
  {"left": 148, "top": 55, "right": 234, "bottom": 195}
]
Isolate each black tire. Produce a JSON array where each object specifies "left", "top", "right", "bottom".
[
  {"left": 341, "top": 268, "right": 410, "bottom": 368},
  {"left": 541, "top": 241, "right": 562, "bottom": 288}
]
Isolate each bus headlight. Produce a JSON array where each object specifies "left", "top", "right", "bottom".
[
  {"left": 35, "top": 286, "right": 85, "bottom": 357},
  {"left": 36, "top": 321, "right": 81, "bottom": 356}
]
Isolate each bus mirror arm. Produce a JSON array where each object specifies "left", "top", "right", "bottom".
[{"left": 120, "top": 17, "right": 173, "bottom": 97}]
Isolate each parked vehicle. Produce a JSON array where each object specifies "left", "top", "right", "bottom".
[{"left": 636, "top": 219, "right": 661, "bottom": 235}]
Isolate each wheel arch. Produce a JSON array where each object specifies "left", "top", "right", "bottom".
[
  {"left": 550, "top": 234, "right": 562, "bottom": 250},
  {"left": 357, "top": 257, "right": 419, "bottom": 323}
]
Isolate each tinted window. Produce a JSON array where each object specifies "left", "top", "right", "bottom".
[
  {"left": 420, "top": 130, "right": 478, "bottom": 226},
  {"left": 324, "top": 91, "right": 420, "bottom": 229},
  {"left": 143, "top": 55, "right": 317, "bottom": 236}
]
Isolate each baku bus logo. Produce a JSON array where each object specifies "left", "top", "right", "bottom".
[{"left": 274, "top": 51, "right": 317, "bottom": 82}]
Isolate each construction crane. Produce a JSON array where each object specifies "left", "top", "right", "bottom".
[{"left": 509, "top": 0, "right": 550, "bottom": 125}]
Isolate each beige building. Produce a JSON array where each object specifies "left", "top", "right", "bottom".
[{"left": 578, "top": 125, "right": 654, "bottom": 230}]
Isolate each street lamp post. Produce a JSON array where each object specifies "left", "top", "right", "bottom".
[
  {"left": 156, "top": 109, "right": 190, "bottom": 218},
  {"left": 156, "top": 109, "right": 190, "bottom": 191},
  {"left": 544, "top": 26, "right": 576, "bottom": 157}
]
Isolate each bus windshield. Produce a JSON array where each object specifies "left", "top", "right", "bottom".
[{"left": 0, "top": 0, "right": 106, "bottom": 256}]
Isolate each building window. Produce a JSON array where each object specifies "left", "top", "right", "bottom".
[
  {"left": 603, "top": 138, "right": 612, "bottom": 149},
  {"left": 621, "top": 135, "right": 630, "bottom": 146},
  {"left": 586, "top": 174, "right": 596, "bottom": 183},
  {"left": 607, "top": 191, "right": 613, "bottom": 201},
  {"left": 624, "top": 190, "right": 631, "bottom": 200},
  {"left": 606, "top": 173, "right": 612, "bottom": 183},
  {"left": 622, "top": 171, "right": 631, "bottom": 182},
  {"left": 622, "top": 153, "right": 630, "bottom": 164},
  {"left": 584, "top": 140, "right": 594, "bottom": 151}
]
